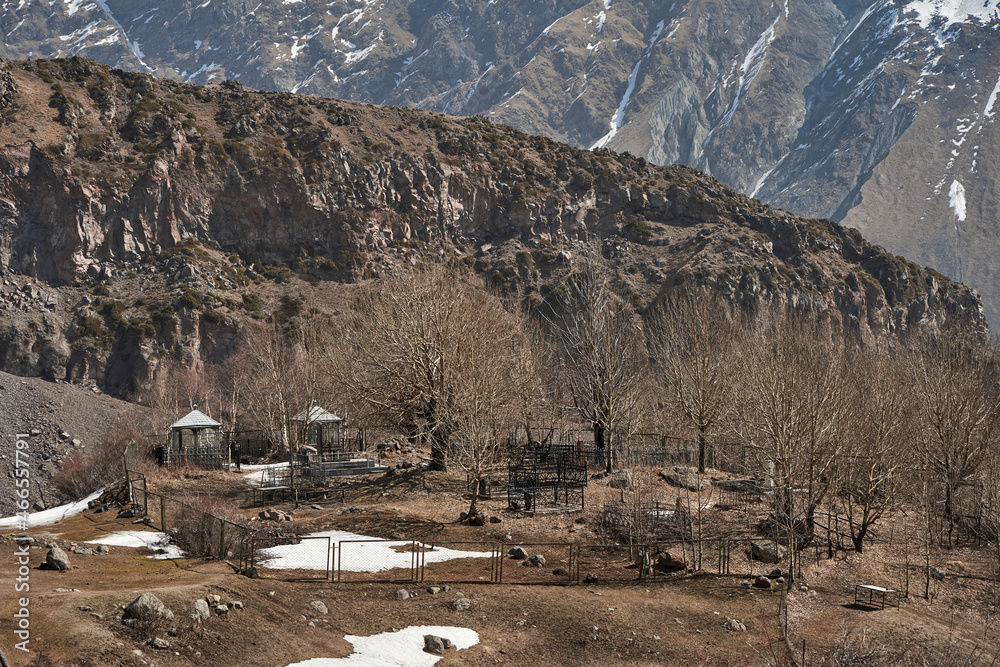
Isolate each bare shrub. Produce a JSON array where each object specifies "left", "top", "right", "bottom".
[
  {"left": 50, "top": 413, "right": 156, "bottom": 501},
  {"left": 168, "top": 494, "right": 251, "bottom": 561}
]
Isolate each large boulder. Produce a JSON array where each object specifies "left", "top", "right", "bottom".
[
  {"left": 653, "top": 550, "right": 686, "bottom": 573},
  {"left": 750, "top": 540, "right": 787, "bottom": 564},
  {"left": 659, "top": 466, "right": 700, "bottom": 491},
  {"left": 124, "top": 593, "right": 174, "bottom": 623},
  {"left": 45, "top": 546, "right": 71, "bottom": 571},
  {"left": 608, "top": 470, "right": 633, "bottom": 489}
]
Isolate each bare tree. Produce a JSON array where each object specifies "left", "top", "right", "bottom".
[
  {"left": 552, "top": 263, "right": 645, "bottom": 473},
  {"left": 449, "top": 304, "right": 536, "bottom": 516},
  {"left": 339, "top": 264, "right": 533, "bottom": 473},
  {"left": 838, "top": 340, "right": 914, "bottom": 552},
  {"left": 647, "top": 290, "right": 739, "bottom": 473},
  {"left": 734, "top": 310, "right": 848, "bottom": 542},
  {"left": 910, "top": 327, "right": 1000, "bottom": 548},
  {"left": 241, "top": 319, "right": 332, "bottom": 459}
]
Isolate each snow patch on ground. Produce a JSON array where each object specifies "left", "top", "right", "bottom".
[
  {"left": 0, "top": 489, "right": 103, "bottom": 529},
  {"left": 286, "top": 626, "right": 479, "bottom": 667},
  {"left": 949, "top": 179, "right": 967, "bottom": 221},
  {"left": 86, "top": 531, "right": 184, "bottom": 559},
  {"left": 259, "top": 530, "right": 492, "bottom": 572},
  {"left": 984, "top": 72, "right": 1000, "bottom": 118}
]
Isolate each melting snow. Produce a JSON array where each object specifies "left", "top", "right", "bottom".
[
  {"left": 949, "top": 179, "right": 967, "bottom": 221},
  {"left": 285, "top": 626, "right": 479, "bottom": 667},
  {"left": 590, "top": 18, "right": 666, "bottom": 149},
  {"left": 722, "top": 0, "right": 787, "bottom": 126},
  {"left": 86, "top": 531, "right": 184, "bottom": 559},
  {"left": 984, "top": 73, "right": 1000, "bottom": 118},
  {"left": 259, "top": 530, "right": 492, "bottom": 572},
  {"left": 0, "top": 489, "right": 103, "bottom": 529},
  {"left": 905, "top": 0, "right": 1000, "bottom": 28}
]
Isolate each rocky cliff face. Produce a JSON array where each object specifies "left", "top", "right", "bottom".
[
  {"left": 0, "top": 58, "right": 984, "bottom": 394},
  {"left": 2, "top": 0, "right": 996, "bottom": 328}
]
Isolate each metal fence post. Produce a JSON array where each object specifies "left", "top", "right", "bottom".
[
  {"left": 219, "top": 519, "right": 226, "bottom": 560},
  {"left": 160, "top": 495, "right": 166, "bottom": 531}
]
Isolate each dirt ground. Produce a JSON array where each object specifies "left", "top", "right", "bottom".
[{"left": 1, "top": 464, "right": 998, "bottom": 666}]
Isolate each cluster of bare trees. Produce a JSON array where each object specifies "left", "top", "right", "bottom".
[{"left": 139, "top": 259, "right": 1000, "bottom": 539}]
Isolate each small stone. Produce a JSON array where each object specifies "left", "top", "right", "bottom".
[
  {"left": 723, "top": 617, "right": 746, "bottom": 632},
  {"left": 584, "top": 573, "right": 598, "bottom": 584},
  {"left": 229, "top": 601, "right": 243, "bottom": 610},
  {"left": 309, "top": 600, "right": 328, "bottom": 615},
  {"left": 214, "top": 605, "right": 228, "bottom": 615},
  {"left": 427, "top": 587, "right": 441, "bottom": 595},
  {"left": 753, "top": 576, "right": 772, "bottom": 589},
  {"left": 90, "top": 613, "right": 103, "bottom": 620},
  {"left": 95, "top": 545, "right": 110, "bottom": 555},
  {"left": 396, "top": 589, "right": 411, "bottom": 600},
  {"left": 489, "top": 516, "right": 502, "bottom": 523},
  {"left": 146, "top": 637, "right": 169, "bottom": 650},
  {"left": 206, "top": 594, "right": 221, "bottom": 605},
  {"left": 452, "top": 598, "right": 471, "bottom": 611},
  {"left": 77, "top": 605, "right": 93, "bottom": 612},
  {"left": 442, "top": 585, "right": 452, "bottom": 592},
  {"left": 930, "top": 567, "right": 947, "bottom": 581}
]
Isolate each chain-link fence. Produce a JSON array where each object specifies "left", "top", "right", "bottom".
[{"left": 248, "top": 535, "right": 333, "bottom": 580}]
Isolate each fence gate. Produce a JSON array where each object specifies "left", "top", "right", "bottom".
[{"left": 249, "top": 536, "right": 332, "bottom": 581}]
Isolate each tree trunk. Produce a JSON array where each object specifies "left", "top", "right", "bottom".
[
  {"left": 945, "top": 482, "right": 954, "bottom": 548},
  {"left": 430, "top": 429, "right": 448, "bottom": 472},
  {"left": 697, "top": 431, "right": 707, "bottom": 474},
  {"left": 468, "top": 478, "right": 480, "bottom": 517}
]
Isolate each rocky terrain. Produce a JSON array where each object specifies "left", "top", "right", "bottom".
[
  {"left": 0, "top": 368, "right": 138, "bottom": 514},
  {"left": 1, "top": 1, "right": 998, "bottom": 326},
  {"left": 0, "top": 56, "right": 985, "bottom": 399}
]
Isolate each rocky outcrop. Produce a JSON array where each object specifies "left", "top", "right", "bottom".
[{"left": 0, "top": 58, "right": 986, "bottom": 392}]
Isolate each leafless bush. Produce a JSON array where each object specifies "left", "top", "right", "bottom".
[
  {"left": 50, "top": 413, "right": 156, "bottom": 501},
  {"left": 169, "top": 494, "right": 251, "bottom": 561}
]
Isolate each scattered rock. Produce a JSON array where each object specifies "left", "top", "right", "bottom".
[
  {"left": 309, "top": 600, "right": 328, "bottom": 615},
  {"left": 191, "top": 599, "right": 210, "bottom": 622},
  {"left": 214, "top": 605, "right": 228, "bottom": 615},
  {"left": 427, "top": 587, "right": 441, "bottom": 595},
  {"left": 584, "top": 573, "right": 598, "bottom": 584},
  {"left": 396, "top": 589, "right": 411, "bottom": 600},
  {"left": 228, "top": 601, "right": 243, "bottom": 610},
  {"left": 45, "top": 546, "right": 71, "bottom": 571},
  {"left": 469, "top": 515, "right": 486, "bottom": 526},
  {"left": 723, "top": 617, "right": 746, "bottom": 632},
  {"left": 930, "top": 567, "right": 947, "bottom": 581},
  {"left": 750, "top": 540, "right": 787, "bottom": 564},
  {"left": 753, "top": 576, "right": 772, "bottom": 589},
  {"left": 77, "top": 605, "right": 93, "bottom": 612},
  {"left": 768, "top": 568, "right": 783, "bottom": 578},
  {"left": 489, "top": 516, "right": 502, "bottom": 523},
  {"left": 13, "top": 536, "right": 34, "bottom": 546},
  {"left": 526, "top": 554, "right": 546, "bottom": 567},
  {"left": 243, "top": 566, "right": 260, "bottom": 578},
  {"left": 206, "top": 594, "right": 221, "bottom": 605},
  {"left": 95, "top": 545, "right": 110, "bottom": 555},
  {"left": 552, "top": 568, "right": 569, "bottom": 576},
  {"left": 124, "top": 593, "right": 174, "bottom": 623},
  {"left": 146, "top": 637, "right": 169, "bottom": 650},
  {"left": 452, "top": 598, "right": 471, "bottom": 611},
  {"left": 508, "top": 546, "right": 529, "bottom": 560}
]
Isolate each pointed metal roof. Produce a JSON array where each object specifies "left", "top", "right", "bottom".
[
  {"left": 292, "top": 405, "right": 342, "bottom": 423},
  {"left": 169, "top": 408, "right": 222, "bottom": 430}
]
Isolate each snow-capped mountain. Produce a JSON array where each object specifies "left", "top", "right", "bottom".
[{"left": 1, "top": 0, "right": 999, "bottom": 325}]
